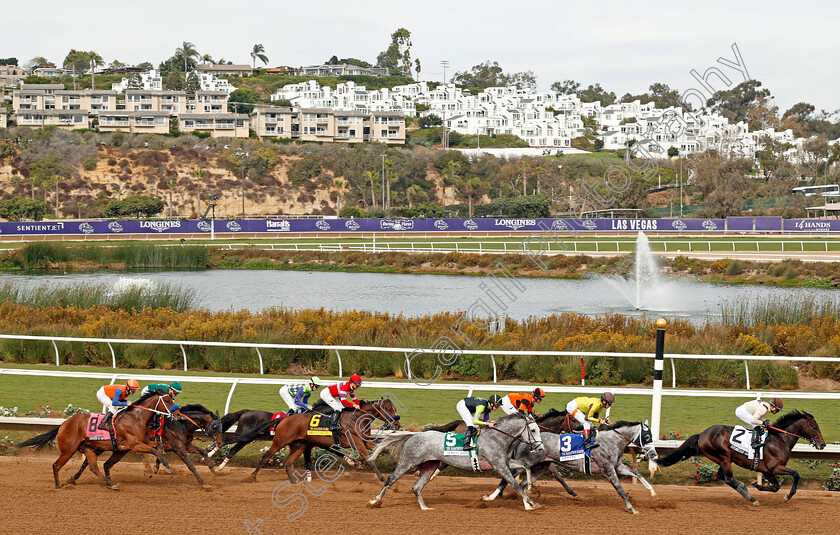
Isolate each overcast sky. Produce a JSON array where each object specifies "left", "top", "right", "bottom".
[{"left": 5, "top": 0, "right": 838, "bottom": 113}]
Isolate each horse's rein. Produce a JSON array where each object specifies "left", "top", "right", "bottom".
[{"left": 767, "top": 424, "right": 808, "bottom": 442}]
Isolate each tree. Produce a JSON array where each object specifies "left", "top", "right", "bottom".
[
  {"left": 550, "top": 79, "right": 581, "bottom": 94},
  {"left": 184, "top": 71, "right": 201, "bottom": 96},
  {"left": 803, "top": 136, "right": 831, "bottom": 181},
  {"left": 405, "top": 184, "right": 427, "bottom": 208},
  {"left": 418, "top": 114, "right": 442, "bottom": 129},
  {"left": 175, "top": 41, "right": 199, "bottom": 74},
  {"left": 452, "top": 60, "right": 536, "bottom": 90},
  {"left": 620, "top": 83, "right": 682, "bottom": 109},
  {"left": 228, "top": 87, "right": 259, "bottom": 113},
  {"left": 108, "top": 59, "right": 126, "bottom": 70},
  {"left": 250, "top": 43, "right": 269, "bottom": 69},
  {"left": 706, "top": 79, "right": 771, "bottom": 123},
  {"left": 63, "top": 49, "right": 86, "bottom": 88},
  {"left": 166, "top": 180, "right": 177, "bottom": 217},
  {"left": 104, "top": 195, "right": 165, "bottom": 218},
  {"left": 0, "top": 198, "right": 50, "bottom": 221},
  {"left": 136, "top": 61, "right": 154, "bottom": 71},
  {"left": 376, "top": 28, "right": 413, "bottom": 75},
  {"left": 579, "top": 83, "right": 615, "bottom": 105},
  {"left": 667, "top": 146, "right": 680, "bottom": 157},
  {"left": 200, "top": 53, "right": 214, "bottom": 65},
  {"left": 441, "top": 160, "right": 462, "bottom": 206},
  {"left": 745, "top": 93, "right": 780, "bottom": 131},
  {"left": 334, "top": 179, "right": 344, "bottom": 214},
  {"left": 414, "top": 58, "right": 421, "bottom": 79},
  {"left": 23, "top": 56, "right": 49, "bottom": 71},
  {"left": 327, "top": 55, "right": 340, "bottom": 65},
  {"left": 0, "top": 57, "right": 18, "bottom": 66},
  {"left": 457, "top": 176, "right": 490, "bottom": 217},
  {"left": 87, "top": 51, "right": 104, "bottom": 89},
  {"left": 164, "top": 71, "right": 184, "bottom": 90},
  {"left": 125, "top": 72, "right": 143, "bottom": 91},
  {"left": 364, "top": 171, "right": 378, "bottom": 208},
  {"left": 29, "top": 155, "right": 71, "bottom": 201}
]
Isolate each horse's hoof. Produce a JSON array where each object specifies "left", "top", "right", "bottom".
[
  {"left": 420, "top": 506, "right": 434, "bottom": 511},
  {"left": 202, "top": 484, "right": 212, "bottom": 490},
  {"left": 67, "top": 479, "right": 77, "bottom": 486},
  {"left": 108, "top": 485, "right": 120, "bottom": 491},
  {"left": 367, "top": 500, "right": 382, "bottom": 508},
  {"left": 752, "top": 500, "right": 760, "bottom": 506},
  {"left": 650, "top": 490, "right": 657, "bottom": 497},
  {"left": 631, "top": 510, "right": 638, "bottom": 515},
  {"left": 482, "top": 495, "right": 493, "bottom": 502},
  {"left": 246, "top": 474, "right": 257, "bottom": 482}
]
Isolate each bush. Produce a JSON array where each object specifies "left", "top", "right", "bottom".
[
  {"left": 340, "top": 206, "right": 364, "bottom": 218},
  {"left": 104, "top": 195, "right": 165, "bottom": 217},
  {"left": 82, "top": 157, "right": 97, "bottom": 171}
]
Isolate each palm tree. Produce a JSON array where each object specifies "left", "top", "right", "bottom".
[
  {"left": 364, "top": 171, "right": 378, "bottom": 208},
  {"left": 64, "top": 49, "right": 83, "bottom": 89},
  {"left": 405, "top": 184, "right": 426, "bottom": 208},
  {"left": 441, "top": 160, "right": 461, "bottom": 207},
  {"left": 87, "top": 51, "right": 104, "bottom": 89},
  {"left": 383, "top": 160, "right": 393, "bottom": 211},
  {"left": 460, "top": 176, "right": 489, "bottom": 218},
  {"left": 334, "top": 179, "right": 344, "bottom": 214},
  {"left": 176, "top": 41, "right": 198, "bottom": 74},
  {"left": 200, "top": 53, "right": 214, "bottom": 65},
  {"left": 251, "top": 44, "right": 269, "bottom": 69}
]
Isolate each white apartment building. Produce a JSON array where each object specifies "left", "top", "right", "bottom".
[
  {"left": 112, "top": 70, "right": 163, "bottom": 92},
  {"left": 270, "top": 80, "right": 414, "bottom": 114}
]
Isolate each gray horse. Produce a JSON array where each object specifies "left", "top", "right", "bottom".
[
  {"left": 483, "top": 421, "right": 658, "bottom": 514},
  {"left": 368, "top": 414, "right": 545, "bottom": 511}
]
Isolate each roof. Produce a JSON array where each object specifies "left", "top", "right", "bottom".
[
  {"left": 20, "top": 83, "right": 64, "bottom": 89},
  {"left": 251, "top": 106, "right": 295, "bottom": 114},
  {"left": 17, "top": 109, "right": 90, "bottom": 116},
  {"left": 196, "top": 91, "right": 229, "bottom": 96},
  {"left": 126, "top": 90, "right": 186, "bottom": 96},
  {"left": 55, "top": 90, "right": 117, "bottom": 96},
  {"left": 371, "top": 111, "right": 405, "bottom": 117},
  {"left": 98, "top": 111, "right": 171, "bottom": 117},
  {"left": 196, "top": 64, "right": 252, "bottom": 72},
  {"left": 180, "top": 113, "right": 248, "bottom": 120}
]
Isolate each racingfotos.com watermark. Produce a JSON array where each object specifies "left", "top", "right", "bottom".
[{"left": 243, "top": 392, "right": 406, "bottom": 529}]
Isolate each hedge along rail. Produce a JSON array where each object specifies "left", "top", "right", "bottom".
[{"left": 1, "top": 333, "right": 839, "bottom": 435}]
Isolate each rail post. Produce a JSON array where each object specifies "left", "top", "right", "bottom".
[
  {"left": 52, "top": 340, "right": 60, "bottom": 366},
  {"left": 651, "top": 318, "right": 667, "bottom": 440},
  {"left": 224, "top": 379, "right": 239, "bottom": 414},
  {"left": 255, "top": 347, "right": 264, "bottom": 375}
]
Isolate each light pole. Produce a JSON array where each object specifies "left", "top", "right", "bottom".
[
  {"left": 441, "top": 60, "right": 449, "bottom": 150},
  {"left": 380, "top": 153, "right": 386, "bottom": 213}
]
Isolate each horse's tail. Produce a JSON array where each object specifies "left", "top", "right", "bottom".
[
  {"left": 367, "top": 433, "right": 410, "bottom": 463},
  {"left": 16, "top": 426, "right": 60, "bottom": 451},
  {"left": 428, "top": 420, "right": 461, "bottom": 432},
  {"left": 234, "top": 416, "right": 284, "bottom": 443},
  {"left": 655, "top": 434, "right": 701, "bottom": 467}
]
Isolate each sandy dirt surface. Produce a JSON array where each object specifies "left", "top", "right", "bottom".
[{"left": 2, "top": 456, "right": 838, "bottom": 535}]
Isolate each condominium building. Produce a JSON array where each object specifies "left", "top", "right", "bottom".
[
  {"left": 55, "top": 90, "right": 118, "bottom": 112},
  {"left": 191, "top": 91, "right": 229, "bottom": 113},
  {"left": 0, "top": 109, "right": 7, "bottom": 128},
  {"left": 178, "top": 113, "right": 250, "bottom": 138},
  {"left": 97, "top": 111, "right": 171, "bottom": 134},
  {"left": 195, "top": 64, "right": 252, "bottom": 77},
  {"left": 250, "top": 106, "right": 296, "bottom": 138},
  {"left": 111, "top": 69, "right": 163, "bottom": 92},
  {"left": 0, "top": 65, "right": 26, "bottom": 87},
  {"left": 15, "top": 109, "right": 90, "bottom": 129},
  {"left": 125, "top": 90, "right": 186, "bottom": 113},
  {"left": 250, "top": 107, "right": 405, "bottom": 144}
]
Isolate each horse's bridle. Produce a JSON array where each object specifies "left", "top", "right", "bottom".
[
  {"left": 768, "top": 418, "right": 823, "bottom": 449},
  {"left": 493, "top": 414, "right": 544, "bottom": 452},
  {"left": 614, "top": 424, "right": 657, "bottom": 460}
]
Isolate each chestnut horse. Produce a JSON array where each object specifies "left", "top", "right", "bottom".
[
  {"left": 65, "top": 404, "right": 223, "bottom": 489},
  {"left": 656, "top": 410, "right": 826, "bottom": 502},
  {"left": 17, "top": 391, "right": 182, "bottom": 490},
  {"left": 246, "top": 398, "right": 401, "bottom": 482}
]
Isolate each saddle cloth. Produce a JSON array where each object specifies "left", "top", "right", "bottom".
[
  {"left": 443, "top": 432, "right": 470, "bottom": 456},
  {"left": 269, "top": 412, "right": 286, "bottom": 435},
  {"left": 305, "top": 413, "right": 332, "bottom": 436},
  {"left": 85, "top": 414, "right": 112, "bottom": 440},
  {"left": 729, "top": 426, "right": 764, "bottom": 460},
  {"left": 555, "top": 433, "right": 588, "bottom": 462}
]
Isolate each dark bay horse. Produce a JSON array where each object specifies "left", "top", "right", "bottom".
[
  {"left": 17, "top": 391, "right": 182, "bottom": 490},
  {"left": 246, "top": 398, "right": 401, "bottom": 483},
  {"left": 65, "top": 404, "right": 224, "bottom": 489},
  {"left": 656, "top": 410, "right": 826, "bottom": 503},
  {"left": 209, "top": 409, "right": 277, "bottom": 471}
]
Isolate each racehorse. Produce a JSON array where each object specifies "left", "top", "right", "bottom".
[
  {"left": 484, "top": 421, "right": 658, "bottom": 514},
  {"left": 429, "top": 408, "right": 579, "bottom": 497},
  {"left": 16, "top": 391, "right": 181, "bottom": 490},
  {"left": 64, "top": 404, "right": 224, "bottom": 489},
  {"left": 368, "top": 414, "right": 545, "bottom": 511},
  {"left": 206, "top": 409, "right": 277, "bottom": 471},
  {"left": 246, "top": 398, "right": 401, "bottom": 483},
  {"left": 655, "top": 410, "right": 826, "bottom": 503}
]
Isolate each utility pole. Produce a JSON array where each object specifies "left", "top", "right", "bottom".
[
  {"left": 679, "top": 157, "right": 683, "bottom": 218},
  {"left": 441, "top": 60, "right": 449, "bottom": 150}
]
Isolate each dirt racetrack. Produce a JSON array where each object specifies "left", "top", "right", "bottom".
[{"left": 2, "top": 456, "right": 838, "bottom": 535}]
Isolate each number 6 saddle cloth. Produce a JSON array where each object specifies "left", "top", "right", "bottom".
[{"left": 305, "top": 414, "right": 332, "bottom": 436}]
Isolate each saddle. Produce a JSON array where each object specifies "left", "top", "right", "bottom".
[{"left": 86, "top": 413, "right": 120, "bottom": 451}]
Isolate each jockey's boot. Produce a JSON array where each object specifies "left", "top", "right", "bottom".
[
  {"left": 98, "top": 412, "right": 112, "bottom": 430},
  {"left": 464, "top": 427, "right": 477, "bottom": 450},
  {"left": 583, "top": 430, "right": 600, "bottom": 451},
  {"left": 751, "top": 426, "right": 763, "bottom": 449},
  {"left": 330, "top": 411, "right": 342, "bottom": 449}
]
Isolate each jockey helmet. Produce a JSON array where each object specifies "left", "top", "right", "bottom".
[
  {"left": 488, "top": 394, "right": 503, "bottom": 407},
  {"left": 350, "top": 374, "right": 362, "bottom": 385},
  {"left": 125, "top": 379, "right": 140, "bottom": 390},
  {"left": 601, "top": 392, "right": 615, "bottom": 405},
  {"left": 169, "top": 382, "right": 183, "bottom": 393},
  {"left": 769, "top": 398, "right": 783, "bottom": 410},
  {"left": 533, "top": 387, "right": 546, "bottom": 399},
  {"left": 310, "top": 376, "right": 323, "bottom": 387}
]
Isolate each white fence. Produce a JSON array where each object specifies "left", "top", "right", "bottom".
[{"left": 3, "top": 333, "right": 840, "bottom": 443}]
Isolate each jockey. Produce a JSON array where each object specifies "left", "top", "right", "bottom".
[
  {"left": 500, "top": 388, "right": 545, "bottom": 416},
  {"left": 566, "top": 392, "right": 614, "bottom": 451},
  {"left": 320, "top": 375, "right": 362, "bottom": 447},
  {"left": 456, "top": 394, "right": 503, "bottom": 450},
  {"left": 140, "top": 382, "right": 182, "bottom": 398},
  {"left": 735, "top": 397, "right": 783, "bottom": 449},
  {"left": 96, "top": 379, "right": 140, "bottom": 430},
  {"left": 279, "top": 377, "right": 323, "bottom": 413}
]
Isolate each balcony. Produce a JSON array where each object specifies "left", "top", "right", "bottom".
[
  {"left": 135, "top": 121, "right": 157, "bottom": 127},
  {"left": 18, "top": 118, "right": 45, "bottom": 125},
  {"left": 315, "top": 117, "right": 329, "bottom": 124},
  {"left": 100, "top": 120, "right": 130, "bottom": 127}
]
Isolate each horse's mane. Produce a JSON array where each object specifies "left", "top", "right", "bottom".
[
  {"left": 772, "top": 410, "right": 813, "bottom": 432},
  {"left": 179, "top": 404, "right": 213, "bottom": 415},
  {"left": 600, "top": 420, "right": 640, "bottom": 431},
  {"left": 536, "top": 408, "right": 565, "bottom": 422},
  {"left": 133, "top": 390, "right": 168, "bottom": 405}
]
